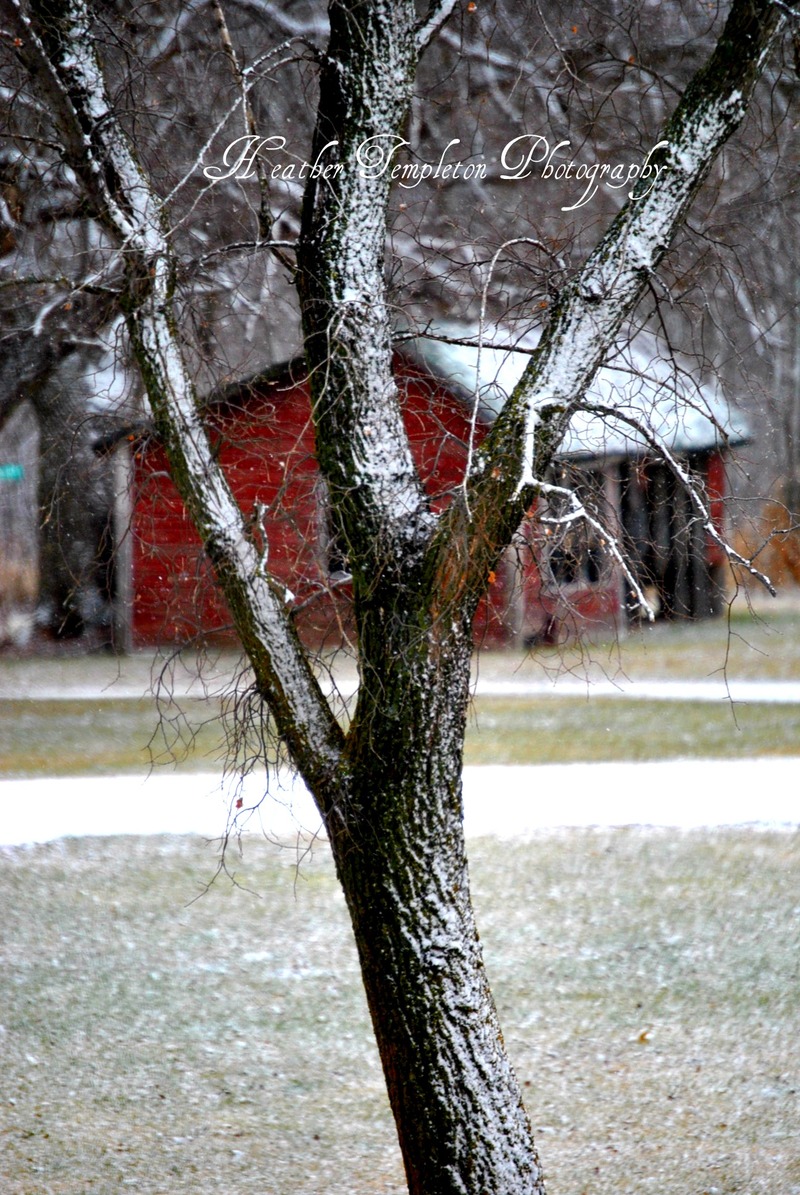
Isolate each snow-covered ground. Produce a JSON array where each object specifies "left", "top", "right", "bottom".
[
  {"left": 3, "top": 672, "right": 800, "bottom": 704},
  {"left": 471, "top": 678, "right": 800, "bottom": 703},
  {"left": 1, "top": 757, "right": 797, "bottom": 847}
]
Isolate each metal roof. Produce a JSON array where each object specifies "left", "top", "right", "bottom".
[{"left": 402, "top": 323, "right": 748, "bottom": 460}]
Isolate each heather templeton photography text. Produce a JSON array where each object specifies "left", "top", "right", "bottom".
[{"left": 203, "top": 132, "right": 670, "bottom": 210}]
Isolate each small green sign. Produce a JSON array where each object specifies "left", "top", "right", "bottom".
[{"left": 0, "top": 464, "right": 24, "bottom": 482}]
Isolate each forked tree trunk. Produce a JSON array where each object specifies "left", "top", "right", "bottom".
[
  {"left": 294, "top": 5, "right": 543, "bottom": 1179},
  {"left": 6, "top": 0, "right": 783, "bottom": 1192}
]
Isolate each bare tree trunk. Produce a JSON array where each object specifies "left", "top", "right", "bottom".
[
  {"left": 31, "top": 355, "right": 115, "bottom": 639},
  {"left": 331, "top": 626, "right": 543, "bottom": 1194},
  {"left": 296, "top": 10, "right": 544, "bottom": 1181},
  {"left": 0, "top": 329, "right": 116, "bottom": 639}
]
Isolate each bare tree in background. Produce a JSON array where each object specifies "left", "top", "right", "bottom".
[
  {"left": 0, "top": 121, "right": 134, "bottom": 640},
  {"left": 0, "top": 0, "right": 790, "bottom": 1190}
]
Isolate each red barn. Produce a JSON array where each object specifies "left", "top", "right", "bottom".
[{"left": 115, "top": 330, "right": 744, "bottom": 651}]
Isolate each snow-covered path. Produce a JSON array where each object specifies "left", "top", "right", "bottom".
[
  {"left": 471, "top": 678, "right": 800, "bottom": 703},
  {"left": 1, "top": 758, "right": 797, "bottom": 847},
  {"left": 4, "top": 675, "right": 800, "bottom": 703}
]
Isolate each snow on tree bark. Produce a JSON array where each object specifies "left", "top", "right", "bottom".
[
  {"left": 295, "top": 6, "right": 545, "bottom": 1188},
  {"left": 2, "top": 0, "right": 785, "bottom": 1192},
  {"left": 297, "top": 1, "right": 433, "bottom": 571}
]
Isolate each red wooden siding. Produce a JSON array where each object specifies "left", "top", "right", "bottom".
[
  {"left": 129, "top": 362, "right": 547, "bottom": 647},
  {"left": 129, "top": 360, "right": 731, "bottom": 648}
]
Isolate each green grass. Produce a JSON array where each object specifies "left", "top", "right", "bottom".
[
  {"left": 1, "top": 831, "right": 798, "bottom": 1194},
  {"left": 0, "top": 697, "right": 228, "bottom": 776},
  {"left": 1, "top": 690, "right": 798, "bottom": 777},
  {"left": 472, "top": 606, "right": 800, "bottom": 684},
  {"left": 464, "top": 696, "right": 800, "bottom": 763}
]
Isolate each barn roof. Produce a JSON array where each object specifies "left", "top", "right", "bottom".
[{"left": 400, "top": 323, "right": 748, "bottom": 460}]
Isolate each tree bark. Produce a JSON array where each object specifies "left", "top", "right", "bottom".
[
  {"left": 0, "top": 329, "right": 118, "bottom": 638},
  {"left": 297, "top": 8, "right": 544, "bottom": 1184},
  {"left": 330, "top": 623, "right": 544, "bottom": 1194},
  {"left": 33, "top": 364, "right": 115, "bottom": 639}
]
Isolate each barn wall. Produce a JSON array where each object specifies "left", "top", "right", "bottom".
[
  {"left": 129, "top": 366, "right": 731, "bottom": 650},
  {"left": 131, "top": 378, "right": 320, "bottom": 644},
  {"left": 129, "top": 367, "right": 538, "bottom": 648}
]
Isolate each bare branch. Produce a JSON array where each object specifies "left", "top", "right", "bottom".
[
  {"left": 536, "top": 479, "right": 656, "bottom": 620},
  {"left": 415, "top": 0, "right": 459, "bottom": 54},
  {"left": 8, "top": 0, "right": 345, "bottom": 804},
  {"left": 464, "top": 237, "right": 563, "bottom": 513},
  {"left": 427, "top": 0, "right": 785, "bottom": 618},
  {"left": 772, "top": 0, "right": 800, "bottom": 19},
  {"left": 191, "top": 238, "right": 297, "bottom": 271},
  {"left": 210, "top": 0, "right": 273, "bottom": 241}
]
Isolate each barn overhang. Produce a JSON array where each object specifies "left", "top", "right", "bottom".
[{"left": 398, "top": 322, "right": 749, "bottom": 464}]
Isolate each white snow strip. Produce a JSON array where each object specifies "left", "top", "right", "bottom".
[
  {"left": 470, "top": 679, "right": 800, "bottom": 704},
  {"left": 0, "top": 773, "right": 238, "bottom": 846},
  {"left": 4, "top": 677, "right": 800, "bottom": 704},
  {"left": 1, "top": 759, "right": 797, "bottom": 848},
  {"left": 461, "top": 760, "right": 799, "bottom": 837}
]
